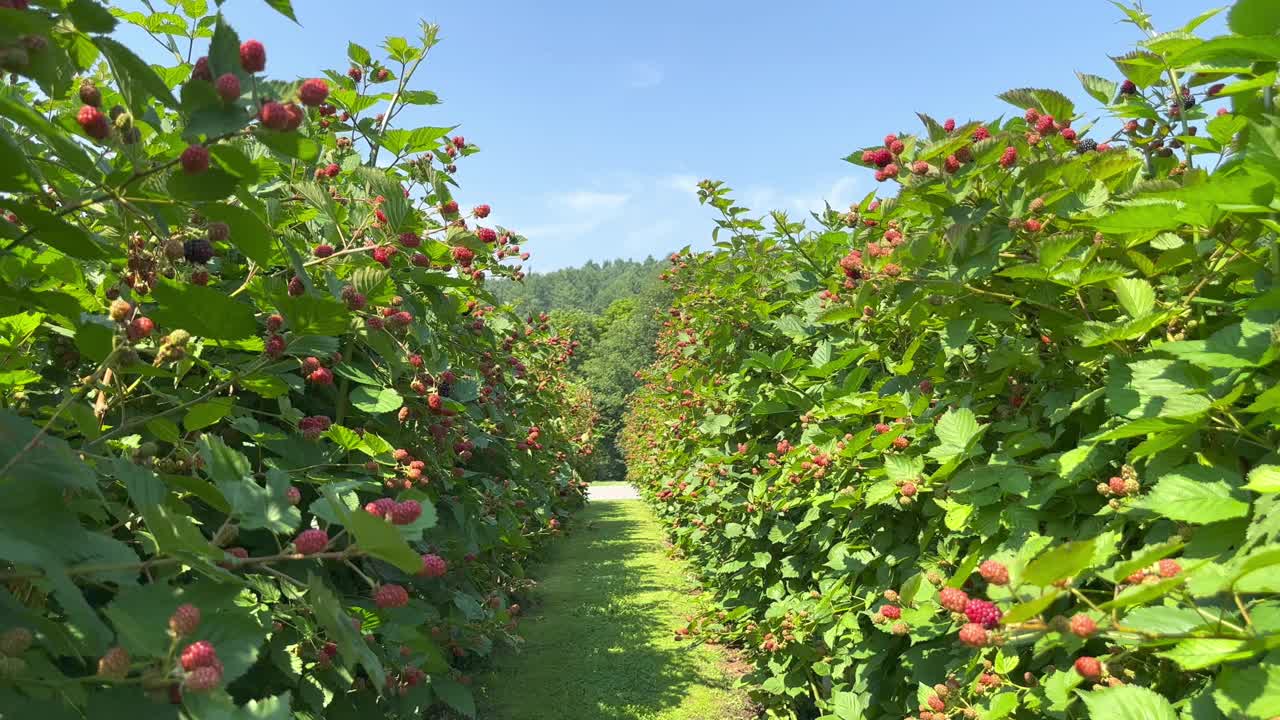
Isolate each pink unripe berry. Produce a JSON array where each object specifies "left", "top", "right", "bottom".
[
  {"left": 299, "top": 78, "right": 329, "bottom": 106},
  {"left": 294, "top": 528, "right": 328, "bottom": 555},
  {"left": 179, "top": 640, "right": 218, "bottom": 671},
  {"left": 1069, "top": 613, "right": 1097, "bottom": 638},
  {"left": 1074, "top": 656, "right": 1103, "bottom": 680},
  {"left": 958, "top": 623, "right": 989, "bottom": 647},
  {"left": 979, "top": 560, "right": 1010, "bottom": 585},
  {"left": 215, "top": 73, "right": 240, "bottom": 103},
  {"left": 239, "top": 40, "right": 266, "bottom": 73},
  {"left": 180, "top": 145, "right": 210, "bottom": 175},
  {"left": 419, "top": 553, "right": 448, "bottom": 578},
  {"left": 374, "top": 583, "right": 409, "bottom": 609}
]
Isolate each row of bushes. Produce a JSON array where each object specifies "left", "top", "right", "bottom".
[
  {"left": 0, "top": 2, "right": 591, "bottom": 717},
  {"left": 623, "top": 2, "right": 1280, "bottom": 718}
]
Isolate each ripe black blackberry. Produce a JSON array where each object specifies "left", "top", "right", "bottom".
[
  {"left": 183, "top": 237, "right": 214, "bottom": 264},
  {"left": 1076, "top": 139, "right": 1098, "bottom": 154}
]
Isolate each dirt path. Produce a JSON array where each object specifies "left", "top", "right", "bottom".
[{"left": 476, "top": 499, "right": 753, "bottom": 720}]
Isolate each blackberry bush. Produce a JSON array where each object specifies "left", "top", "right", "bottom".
[
  {"left": 0, "top": 2, "right": 593, "bottom": 717},
  {"left": 623, "top": 1, "right": 1280, "bottom": 717}
]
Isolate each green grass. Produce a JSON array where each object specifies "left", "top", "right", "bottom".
[{"left": 476, "top": 500, "right": 753, "bottom": 720}]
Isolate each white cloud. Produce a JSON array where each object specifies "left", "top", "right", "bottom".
[
  {"left": 489, "top": 174, "right": 859, "bottom": 271},
  {"left": 658, "top": 173, "right": 700, "bottom": 194},
  {"left": 624, "top": 61, "right": 664, "bottom": 89},
  {"left": 744, "top": 175, "right": 860, "bottom": 217},
  {"left": 561, "top": 190, "right": 630, "bottom": 213}
]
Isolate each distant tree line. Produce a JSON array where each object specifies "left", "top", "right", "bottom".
[{"left": 492, "top": 258, "right": 672, "bottom": 477}]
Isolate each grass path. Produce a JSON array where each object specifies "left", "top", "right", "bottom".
[{"left": 476, "top": 486, "right": 753, "bottom": 720}]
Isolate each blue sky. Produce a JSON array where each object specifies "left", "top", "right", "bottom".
[{"left": 121, "top": 0, "right": 1223, "bottom": 271}]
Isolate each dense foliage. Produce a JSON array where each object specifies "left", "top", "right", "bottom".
[
  {"left": 623, "top": 3, "right": 1280, "bottom": 719},
  {"left": 496, "top": 258, "right": 670, "bottom": 477},
  {"left": 492, "top": 257, "right": 665, "bottom": 315},
  {"left": 0, "top": 2, "right": 592, "bottom": 717}
]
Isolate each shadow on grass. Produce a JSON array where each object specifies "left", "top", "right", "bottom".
[{"left": 477, "top": 501, "right": 750, "bottom": 720}]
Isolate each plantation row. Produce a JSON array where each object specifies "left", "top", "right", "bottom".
[
  {"left": 622, "top": 2, "right": 1280, "bottom": 719},
  {"left": 0, "top": 1, "right": 594, "bottom": 717}
]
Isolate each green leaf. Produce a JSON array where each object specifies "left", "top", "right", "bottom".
[
  {"left": 1077, "top": 685, "right": 1177, "bottom": 720},
  {"left": 349, "top": 386, "right": 403, "bottom": 414},
  {"left": 1158, "top": 638, "right": 1257, "bottom": 670},
  {"left": 93, "top": 37, "right": 179, "bottom": 114},
  {"left": 168, "top": 167, "right": 241, "bottom": 201},
  {"left": 309, "top": 573, "right": 385, "bottom": 687},
  {"left": 1105, "top": 359, "right": 1211, "bottom": 420},
  {"left": 113, "top": 458, "right": 218, "bottom": 558},
  {"left": 1023, "top": 538, "right": 1097, "bottom": 586},
  {"left": 432, "top": 676, "right": 476, "bottom": 717},
  {"left": 1134, "top": 465, "right": 1250, "bottom": 524},
  {"left": 150, "top": 279, "right": 258, "bottom": 340},
  {"left": 0, "top": 202, "right": 108, "bottom": 260},
  {"left": 347, "top": 41, "right": 371, "bottom": 66},
  {"left": 1000, "top": 590, "right": 1063, "bottom": 625},
  {"left": 1077, "top": 72, "right": 1119, "bottom": 105},
  {"left": 1246, "top": 465, "right": 1280, "bottom": 494},
  {"left": 928, "top": 407, "right": 985, "bottom": 462},
  {"left": 1109, "top": 278, "right": 1155, "bottom": 318},
  {"left": 345, "top": 510, "right": 421, "bottom": 574},
  {"left": 1214, "top": 660, "right": 1280, "bottom": 719},
  {"left": 996, "top": 87, "right": 1075, "bottom": 121},
  {"left": 261, "top": 0, "right": 298, "bottom": 21},
  {"left": 1102, "top": 540, "right": 1184, "bottom": 584},
  {"left": 199, "top": 436, "right": 300, "bottom": 534},
  {"left": 1120, "top": 606, "right": 1207, "bottom": 635},
  {"left": 198, "top": 203, "right": 274, "bottom": 265},
  {"left": 986, "top": 692, "right": 1019, "bottom": 720},
  {"left": 184, "top": 397, "right": 233, "bottom": 431},
  {"left": 275, "top": 293, "right": 350, "bottom": 336},
  {"left": 0, "top": 126, "right": 38, "bottom": 192},
  {"left": 254, "top": 129, "right": 320, "bottom": 162},
  {"left": 1229, "top": 0, "right": 1280, "bottom": 35},
  {"left": 0, "top": 94, "right": 98, "bottom": 180},
  {"left": 67, "top": 0, "right": 118, "bottom": 32}
]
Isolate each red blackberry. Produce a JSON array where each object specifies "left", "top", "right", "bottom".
[
  {"left": 96, "top": 646, "right": 129, "bottom": 678},
  {"left": 179, "top": 640, "right": 218, "bottom": 671},
  {"left": 215, "top": 73, "right": 240, "bottom": 103},
  {"left": 294, "top": 528, "right": 328, "bottom": 554},
  {"left": 308, "top": 367, "right": 334, "bottom": 385},
  {"left": 390, "top": 500, "right": 422, "bottom": 525},
  {"left": 77, "top": 105, "right": 110, "bottom": 140},
  {"left": 419, "top": 553, "right": 448, "bottom": 578},
  {"left": 183, "top": 665, "right": 222, "bottom": 692},
  {"left": 239, "top": 40, "right": 266, "bottom": 73},
  {"left": 957, "top": 623, "right": 988, "bottom": 647},
  {"left": 192, "top": 56, "right": 212, "bottom": 82},
  {"left": 964, "top": 599, "right": 1001, "bottom": 628},
  {"left": 979, "top": 560, "right": 1009, "bottom": 585},
  {"left": 126, "top": 317, "right": 155, "bottom": 342},
  {"left": 374, "top": 583, "right": 409, "bottom": 609},
  {"left": 1074, "top": 656, "right": 1103, "bottom": 680},
  {"left": 259, "top": 101, "right": 289, "bottom": 130},
  {"left": 880, "top": 605, "right": 902, "bottom": 620},
  {"left": 298, "top": 78, "right": 329, "bottom": 106},
  {"left": 1069, "top": 613, "right": 1097, "bottom": 638},
  {"left": 180, "top": 145, "right": 210, "bottom": 175},
  {"left": 364, "top": 498, "right": 395, "bottom": 518}
]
